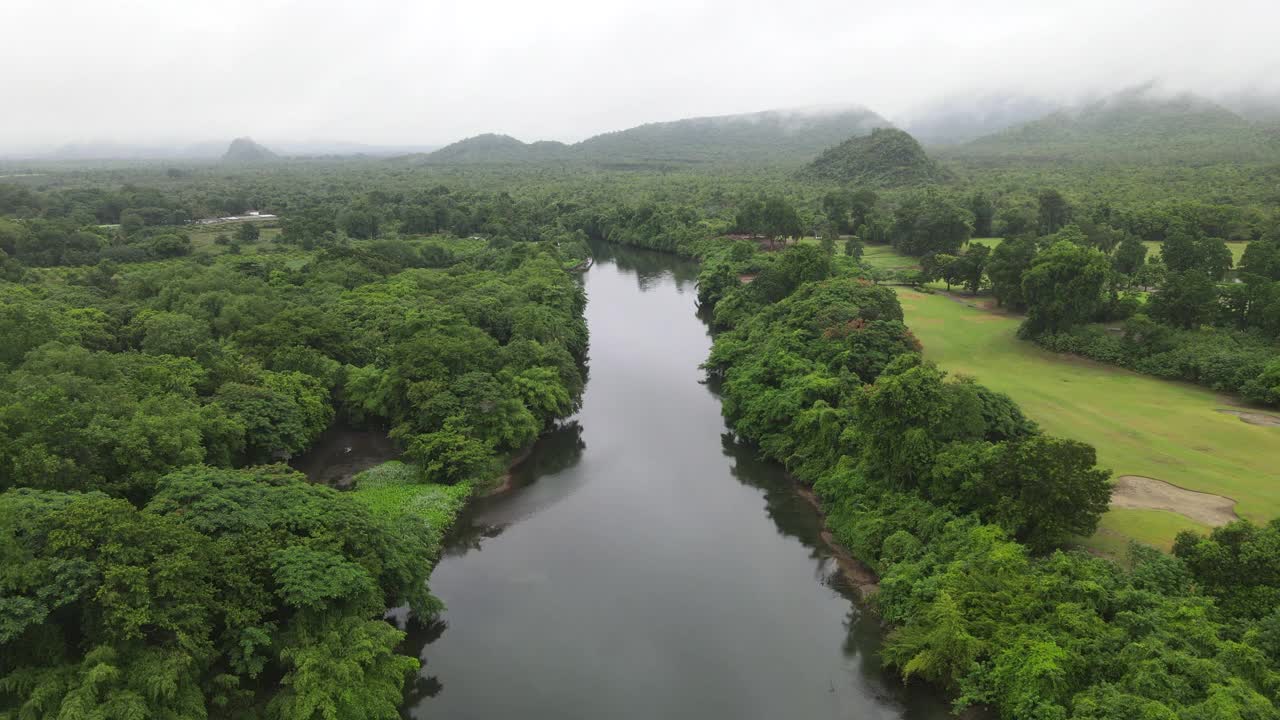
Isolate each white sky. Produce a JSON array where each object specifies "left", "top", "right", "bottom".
[{"left": 2, "top": 0, "right": 1278, "bottom": 149}]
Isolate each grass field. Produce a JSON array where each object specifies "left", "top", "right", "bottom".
[
  {"left": 188, "top": 222, "right": 282, "bottom": 254},
  {"left": 968, "top": 236, "right": 1249, "bottom": 266},
  {"left": 1143, "top": 240, "right": 1249, "bottom": 266},
  {"left": 894, "top": 288, "right": 1280, "bottom": 555}
]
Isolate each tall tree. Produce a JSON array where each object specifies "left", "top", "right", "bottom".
[
  {"left": 1021, "top": 241, "right": 1110, "bottom": 335},
  {"left": 1036, "top": 189, "right": 1071, "bottom": 235},
  {"left": 969, "top": 192, "right": 995, "bottom": 237}
]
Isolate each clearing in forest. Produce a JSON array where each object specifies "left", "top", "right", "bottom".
[{"left": 894, "top": 288, "right": 1280, "bottom": 557}]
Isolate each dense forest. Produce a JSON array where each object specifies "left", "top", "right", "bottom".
[
  {"left": 0, "top": 189, "right": 589, "bottom": 716},
  {"left": 2, "top": 88, "right": 1280, "bottom": 717},
  {"left": 697, "top": 240, "right": 1280, "bottom": 718}
]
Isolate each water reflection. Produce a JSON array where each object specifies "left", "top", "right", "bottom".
[
  {"left": 401, "top": 245, "right": 951, "bottom": 720},
  {"left": 443, "top": 421, "right": 587, "bottom": 556},
  {"left": 591, "top": 242, "right": 702, "bottom": 290},
  {"left": 291, "top": 426, "right": 398, "bottom": 487}
]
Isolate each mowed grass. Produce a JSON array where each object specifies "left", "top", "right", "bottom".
[
  {"left": 862, "top": 243, "right": 921, "bottom": 271},
  {"left": 1144, "top": 240, "right": 1249, "bottom": 266},
  {"left": 894, "top": 288, "right": 1280, "bottom": 554},
  {"left": 188, "top": 222, "right": 282, "bottom": 254}
]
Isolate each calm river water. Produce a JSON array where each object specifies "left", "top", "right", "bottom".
[{"left": 398, "top": 244, "right": 950, "bottom": 719}]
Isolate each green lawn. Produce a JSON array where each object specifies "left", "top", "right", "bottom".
[
  {"left": 894, "top": 288, "right": 1280, "bottom": 554},
  {"left": 967, "top": 237, "right": 1005, "bottom": 250},
  {"left": 1144, "top": 240, "right": 1249, "bottom": 266},
  {"left": 862, "top": 243, "right": 920, "bottom": 272},
  {"left": 189, "top": 222, "right": 282, "bottom": 254}
]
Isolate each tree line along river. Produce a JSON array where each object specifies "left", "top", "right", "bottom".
[{"left": 305, "top": 243, "right": 953, "bottom": 719}]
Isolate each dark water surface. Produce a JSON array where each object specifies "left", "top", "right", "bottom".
[
  {"left": 400, "top": 244, "right": 950, "bottom": 719},
  {"left": 291, "top": 426, "right": 398, "bottom": 487}
]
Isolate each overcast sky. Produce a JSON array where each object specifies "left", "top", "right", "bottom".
[{"left": 3, "top": 0, "right": 1279, "bottom": 150}]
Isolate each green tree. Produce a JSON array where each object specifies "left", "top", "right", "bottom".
[
  {"left": 1113, "top": 233, "right": 1148, "bottom": 276},
  {"left": 1037, "top": 189, "right": 1071, "bottom": 235},
  {"left": 1149, "top": 270, "right": 1218, "bottom": 330},
  {"left": 978, "top": 436, "right": 1112, "bottom": 551},
  {"left": 969, "top": 192, "right": 995, "bottom": 237},
  {"left": 235, "top": 221, "right": 260, "bottom": 242},
  {"left": 891, "top": 193, "right": 973, "bottom": 256},
  {"left": 985, "top": 236, "right": 1038, "bottom": 310},
  {"left": 338, "top": 205, "right": 380, "bottom": 240},
  {"left": 955, "top": 245, "right": 990, "bottom": 294},
  {"left": 1021, "top": 241, "right": 1111, "bottom": 335}
]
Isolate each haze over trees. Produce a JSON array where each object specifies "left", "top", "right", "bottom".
[
  {"left": 2, "top": 71, "right": 1280, "bottom": 719},
  {"left": 222, "top": 137, "right": 279, "bottom": 162}
]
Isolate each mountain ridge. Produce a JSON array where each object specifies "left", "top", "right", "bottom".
[
  {"left": 944, "top": 87, "right": 1279, "bottom": 163},
  {"left": 420, "top": 107, "right": 893, "bottom": 166}
]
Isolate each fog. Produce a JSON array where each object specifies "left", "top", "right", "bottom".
[{"left": 2, "top": 0, "right": 1278, "bottom": 153}]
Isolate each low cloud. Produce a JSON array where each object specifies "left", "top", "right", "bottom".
[{"left": 1, "top": 0, "right": 1277, "bottom": 151}]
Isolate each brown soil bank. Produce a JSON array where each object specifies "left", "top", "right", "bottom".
[
  {"left": 1218, "top": 408, "right": 1280, "bottom": 427},
  {"left": 1110, "top": 475, "right": 1239, "bottom": 527}
]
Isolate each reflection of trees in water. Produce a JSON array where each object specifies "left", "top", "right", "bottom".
[
  {"left": 398, "top": 616, "right": 448, "bottom": 708},
  {"left": 720, "top": 435, "right": 943, "bottom": 715},
  {"left": 402, "top": 420, "right": 589, "bottom": 712},
  {"left": 440, "top": 421, "right": 587, "bottom": 555},
  {"left": 719, "top": 432, "right": 826, "bottom": 551},
  {"left": 510, "top": 420, "right": 587, "bottom": 483},
  {"left": 591, "top": 242, "right": 701, "bottom": 290}
]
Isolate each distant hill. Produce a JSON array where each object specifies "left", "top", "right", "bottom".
[
  {"left": 223, "top": 137, "right": 278, "bottom": 162},
  {"left": 575, "top": 107, "right": 891, "bottom": 165},
  {"left": 424, "top": 134, "right": 570, "bottom": 164},
  {"left": 946, "top": 88, "right": 1278, "bottom": 164},
  {"left": 1217, "top": 91, "right": 1280, "bottom": 123},
  {"left": 272, "top": 141, "right": 440, "bottom": 157},
  {"left": 802, "top": 128, "right": 951, "bottom": 186},
  {"left": 899, "top": 94, "right": 1060, "bottom": 146},
  {"left": 421, "top": 107, "right": 892, "bottom": 167}
]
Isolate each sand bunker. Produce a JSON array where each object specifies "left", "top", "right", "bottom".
[
  {"left": 1110, "top": 475, "right": 1238, "bottom": 527},
  {"left": 1218, "top": 409, "right": 1280, "bottom": 427}
]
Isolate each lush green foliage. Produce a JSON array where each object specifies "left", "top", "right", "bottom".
[
  {"left": 804, "top": 128, "right": 952, "bottom": 186},
  {"left": 700, "top": 241, "right": 1280, "bottom": 719},
  {"left": 3, "top": 119, "right": 1280, "bottom": 717},
  {"left": 0, "top": 176, "right": 588, "bottom": 717},
  {"left": 0, "top": 466, "right": 430, "bottom": 719}
]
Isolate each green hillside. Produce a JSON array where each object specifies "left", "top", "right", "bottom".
[
  {"left": 948, "top": 88, "right": 1278, "bottom": 164},
  {"left": 422, "top": 133, "right": 571, "bottom": 164},
  {"left": 575, "top": 107, "right": 890, "bottom": 165},
  {"left": 422, "top": 107, "right": 891, "bottom": 167},
  {"left": 802, "top": 127, "right": 951, "bottom": 185}
]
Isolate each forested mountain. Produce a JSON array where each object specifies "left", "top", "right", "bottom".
[
  {"left": 947, "top": 88, "right": 1278, "bottom": 163},
  {"left": 423, "top": 133, "right": 571, "bottom": 164},
  {"left": 899, "top": 93, "right": 1060, "bottom": 146},
  {"left": 575, "top": 107, "right": 891, "bottom": 165},
  {"left": 422, "top": 107, "right": 892, "bottom": 166},
  {"left": 803, "top": 128, "right": 951, "bottom": 185},
  {"left": 223, "top": 136, "right": 278, "bottom": 162}
]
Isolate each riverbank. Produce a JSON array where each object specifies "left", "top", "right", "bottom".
[
  {"left": 794, "top": 483, "right": 881, "bottom": 599},
  {"left": 403, "top": 241, "right": 956, "bottom": 719}
]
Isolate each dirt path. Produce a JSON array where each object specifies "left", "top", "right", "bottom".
[
  {"left": 1110, "top": 475, "right": 1239, "bottom": 527},
  {"left": 1218, "top": 409, "right": 1280, "bottom": 427}
]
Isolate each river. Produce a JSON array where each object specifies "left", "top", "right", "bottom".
[{"left": 396, "top": 244, "right": 951, "bottom": 719}]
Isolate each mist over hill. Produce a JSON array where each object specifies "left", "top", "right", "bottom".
[
  {"left": 421, "top": 107, "right": 892, "bottom": 166},
  {"left": 222, "top": 138, "right": 279, "bottom": 162},
  {"left": 945, "top": 86, "right": 1280, "bottom": 163},
  {"left": 898, "top": 94, "right": 1062, "bottom": 146}
]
